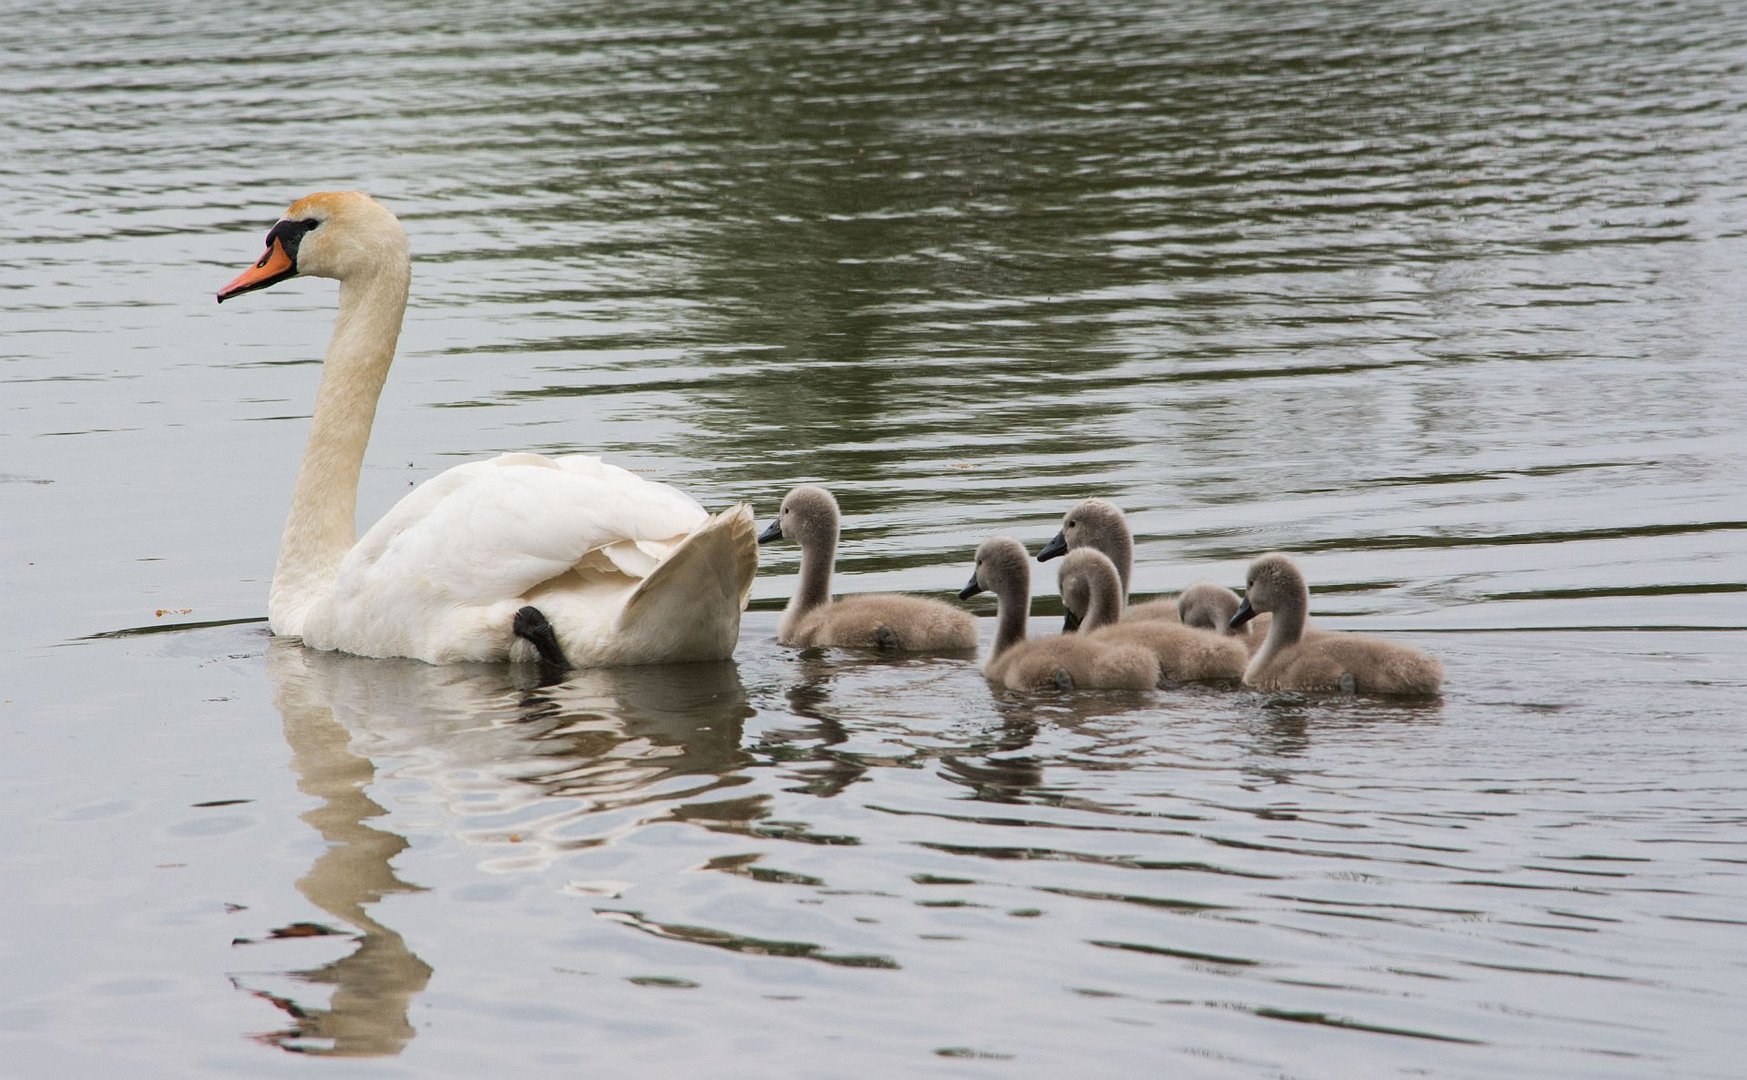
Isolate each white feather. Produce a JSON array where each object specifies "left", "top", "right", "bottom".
[{"left": 298, "top": 454, "right": 748, "bottom": 663}]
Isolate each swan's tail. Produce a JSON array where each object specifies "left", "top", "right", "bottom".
[{"left": 614, "top": 503, "right": 758, "bottom": 662}]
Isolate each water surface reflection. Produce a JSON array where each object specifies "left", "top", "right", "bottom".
[
  {"left": 249, "top": 639, "right": 758, "bottom": 1054},
  {"left": 241, "top": 642, "right": 434, "bottom": 1056}
]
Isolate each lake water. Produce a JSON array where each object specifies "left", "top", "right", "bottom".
[{"left": 2, "top": 1, "right": 1744, "bottom": 1076}]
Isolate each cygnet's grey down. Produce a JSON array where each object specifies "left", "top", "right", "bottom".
[
  {"left": 1231, "top": 552, "right": 1444, "bottom": 695},
  {"left": 1036, "top": 497, "right": 1180, "bottom": 623},
  {"left": 760, "top": 486, "right": 977, "bottom": 652},
  {"left": 1175, "top": 580, "right": 1271, "bottom": 651},
  {"left": 1063, "top": 559, "right": 1248, "bottom": 682},
  {"left": 960, "top": 538, "right": 1157, "bottom": 692}
]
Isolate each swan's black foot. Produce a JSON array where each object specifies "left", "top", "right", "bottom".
[
  {"left": 872, "top": 625, "right": 900, "bottom": 651},
  {"left": 512, "top": 606, "right": 569, "bottom": 669}
]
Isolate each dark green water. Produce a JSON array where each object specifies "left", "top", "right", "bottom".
[{"left": 2, "top": 2, "right": 1744, "bottom": 1076}]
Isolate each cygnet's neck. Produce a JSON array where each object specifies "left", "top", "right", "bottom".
[
  {"left": 1078, "top": 566, "right": 1125, "bottom": 632},
  {"left": 781, "top": 517, "right": 838, "bottom": 639},
  {"left": 991, "top": 566, "right": 1031, "bottom": 659},
  {"left": 270, "top": 268, "right": 410, "bottom": 634},
  {"left": 1085, "top": 520, "right": 1133, "bottom": 597},
  {"left": 1253, "top": 576, "right": 1309, "bottom": 667}
]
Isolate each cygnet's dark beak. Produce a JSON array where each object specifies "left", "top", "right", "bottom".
[
  {"left": 958, "top": 573, "right": 984, "bottom": 601},
  {"left": 1062, "top": 607, "right": 1082, "bottom": 633},
  {"left": 1230, "top": 597, "right": 1256, "bottom": 629},
  {"left": 1036, "top": 532, "right": 1068, "bottom": 562},
  {"left": 757, "top": 519, "right": 783, "bottom": 544}
]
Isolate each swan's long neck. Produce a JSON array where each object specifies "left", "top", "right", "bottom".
[
  {"left": 269, "top": 268, "right": 410, "bottom": 634},
  {"left": 780, "top": 529, "right": 837, "bottom": 639}
]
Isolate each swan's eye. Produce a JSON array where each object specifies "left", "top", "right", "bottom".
[{"left": 301, "top": 217, "right": 320, "bottom": 230}]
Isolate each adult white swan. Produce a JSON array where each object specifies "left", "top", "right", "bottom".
[{"left": 217, "top": 191, "right": 757, "bottom": 667}]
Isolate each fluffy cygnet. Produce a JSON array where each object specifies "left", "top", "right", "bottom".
[
  {"left": 760, "top": 486, "right": 977, "bottom": 652},
  {"left": 1036, "top": 497, "right": 1180, "bottom": 623},
  {"left": 1232, "top": 553, "right": 1444, "bottom": 695},
  {"left": 1176, "top": 580, "right": 1271, "bottom": 651},
  {"left": 960, "top": 539, "right": 1156, "bottom": 692},
  {"left": 1062, "top": 559, "right": 1247, "bottom": 683}
]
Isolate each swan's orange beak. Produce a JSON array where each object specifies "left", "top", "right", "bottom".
[{"left": 216, "top": 238, "right": 296, "bottom": 303}]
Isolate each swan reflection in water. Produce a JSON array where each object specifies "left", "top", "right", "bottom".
[{"left": 242, "top": 638, "right": 754, "bottom": 1055}]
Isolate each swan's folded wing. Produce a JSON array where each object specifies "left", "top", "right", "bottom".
[
  {"left": 549, "top": 455, "right": 699, "bottom": 575},
  {"left": 331, "top": 454, "right": 708, "bottom": 607}
]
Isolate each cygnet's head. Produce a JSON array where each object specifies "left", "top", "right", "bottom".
[
  {"left": 960, "top": 536, "right": 1030, "bottom": 600},
  {"left": 1036, "top": 498, "right": 1128, "bottom": 563},
  {"left": 1231, "top": 552, "right": 1305, "bottom": 629},
  {"left": 758, "top": 485, "right": 840, "bottom": 549},
  {"left": 218, "top": 191, "right": 409, "bottom": 301},
  {"left": 1177, "top": 581, "right": 1241, "bottom": 633}
]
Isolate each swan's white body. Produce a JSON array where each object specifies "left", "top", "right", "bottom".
[{"left": 220, "top": 191, "right": 756, "bottom": 666}]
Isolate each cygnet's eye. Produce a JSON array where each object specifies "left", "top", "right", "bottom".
[{"left": 1067, "top": 518, "right": 1077, "bottom": 529}]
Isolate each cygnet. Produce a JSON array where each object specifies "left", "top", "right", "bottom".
[
  {"left": 1062, "top": 559, "right": 1248, "bottom": 682},
  {"left": 960, "top": 538, "right": 1157, "bottom": 692},
  {"left": 761, "top": 486, "right": 977, "bottom": 652},
  {"left": 1176, "top": 580, "right": 1271, "bottom": 651},
  {"left": 1035, "top": 497, "right": 1180, "bottom": 623},
  {"left": 1232, "top": 552, "right": 1444, "bottom": 695}
]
